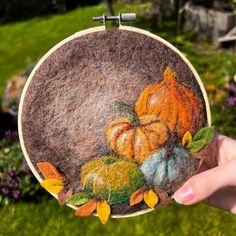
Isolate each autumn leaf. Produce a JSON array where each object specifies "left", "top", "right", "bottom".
[
  {"left": 41, "top": 179, "right": 64, "bottom": 194},
  {"left": 153, "top": 187, "right": 171, "bottom": 206},
  {"left": 37, "top": 162, "right": 64, "bottom": 180},
  {"left": 187, "top": 126, "right": 215, "bottom": 153},
  {"left": 75, "top": 199, "right": 97, "bottom": 217},
  {"left": 187, "top": 140, "right": 207, "bottom": 153},
  {"left": 193, "top": 126, "right": 215, "bottom": 143},
  {"left": 97, "top": 200, "right": 111, "bottom": 224},
  {"left": 58, "top": 189, "right": 73, "bottom": 205},
  {"left": 130, "top": 189, "right": 144, "bottom": 206},
  {"left": 182, "top": 131, "right": 192, "bottom": 146},
  {"left": 67, "top": 193, "right": 91, "bottom": 206},
  {"left": 144, "top": 189, "right": 158, "bottom": 208}
]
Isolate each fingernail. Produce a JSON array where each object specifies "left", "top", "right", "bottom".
[{"left": 173, "top": 183, "right": 194, "bottom": 204}]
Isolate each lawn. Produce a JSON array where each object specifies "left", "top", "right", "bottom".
[
  {"left": 0, "top": 2, "right": 236, "bottom": 236},
  {"left": 1, "top": 198, "right": 235, "bottom": 236},
  {"left": 0, "top": 2, "right": 150, "bottom": 96}
]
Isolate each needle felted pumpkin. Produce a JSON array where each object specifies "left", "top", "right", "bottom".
[
  {"left": 80, "top": 156, "right": 145, "bottom": 205},
  {"left": 140, "top": 147, "right": 198, "bottom": 194},
  {"left": 135, "top": 67, "right": 204, "bottom": 137},
  {"left": 106, "top": 112, "right": 169, "bottom": 163}
]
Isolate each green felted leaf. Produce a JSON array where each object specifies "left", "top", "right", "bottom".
[
  {"left": 187, "top": 140, "right": 208, "bottom": 153},
  {"left": 186, "top": 126, "right": 215, "bottom": 153},
  {"left": 66, "top": 193, "right": 91, "bottom": 206},
  {"left": 193, "top": 126, "right": 215, "bottom": 143}
]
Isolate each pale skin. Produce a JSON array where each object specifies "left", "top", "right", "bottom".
[{"left": 173, "top": 134, "right": 236, "bottom": 214}]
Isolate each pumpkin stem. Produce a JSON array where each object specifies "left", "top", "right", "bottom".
[
  {"left": 163, "top": 66, "right": 176, "bottom": 84},
  {"left": 164, "top": 132, "right": 179, "bottom": 160},
  {"left": 103, "top": 157, "right": 116, "bottom": 165},
  {"left": 165, "top": 146, "right": 173, "bottom": 160},
  {"left": 114, "top": 102, "right": 140, "bottom": 126}
]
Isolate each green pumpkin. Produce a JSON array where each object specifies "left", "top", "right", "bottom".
[{"left": 80, "top": 156, "right": 145, "bottom": 205}]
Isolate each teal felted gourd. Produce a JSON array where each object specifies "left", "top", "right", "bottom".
[{"left": 140, "top": 147, "right": 198, "bottom": 193}]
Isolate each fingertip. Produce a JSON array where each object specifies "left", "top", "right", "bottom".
[
  {"left": 173, "top": 194, "right": 183, "bottom": 205},
  {"left": 173, "top": 182, "right": 195, "bottom": 205}
]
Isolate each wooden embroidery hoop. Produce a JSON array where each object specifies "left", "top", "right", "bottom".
[{"left": 18, "top": 22, "right": 211, "bottom": 218}]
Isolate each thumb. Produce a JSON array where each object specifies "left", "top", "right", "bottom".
[{"left": 173, "top": 160, "right": 236, "bottom": 205}]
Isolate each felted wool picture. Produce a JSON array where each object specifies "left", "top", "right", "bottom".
[{"left": 18, "top": 26, "right": 215, "bottom": 224}]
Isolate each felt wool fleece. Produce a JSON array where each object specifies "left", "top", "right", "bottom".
[{"left": 20, "top": 28, "right": 208, "bottom": 215}]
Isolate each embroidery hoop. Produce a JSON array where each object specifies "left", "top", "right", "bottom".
[{"left": 18, "top": 14, "right": 211, "bottom": 218}]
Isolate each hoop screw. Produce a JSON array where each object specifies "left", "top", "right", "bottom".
[{"left": 93, "top": 13, "right": 136, "bottom": 26}]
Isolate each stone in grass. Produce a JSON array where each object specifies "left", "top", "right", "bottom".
[{"left": 2, "top": 72, "right": 27, "bottom": 116}]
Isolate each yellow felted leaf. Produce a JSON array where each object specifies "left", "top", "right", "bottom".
[
  {"left": 144, "top": 189, "right": 158, "bottom": 208},
  {"left": 41, "top": 179, "right": 64, "bottom": 194},
  {"left": 96, "top": 200, "right": 111, "bottom": 224},
  {"left": 182, "top": 131, "right": 192, "bottom": 146}
]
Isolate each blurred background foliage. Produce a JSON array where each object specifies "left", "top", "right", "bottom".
[
  {"left": 0, "top": 135, "right": 43, "bottom": 205},
  {"left": 0, "top": 0, "right": 100, "bottom": 23},
  {"left": 0, "top": 0, "right": 235, "bottom": 235}
]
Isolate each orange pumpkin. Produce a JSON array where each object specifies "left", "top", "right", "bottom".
[
  {"left": 106, "top": 115, "right": 169, "bottom": 163},
  {"left": 135, "top": 67, "right": 204, "bottom": 137}
]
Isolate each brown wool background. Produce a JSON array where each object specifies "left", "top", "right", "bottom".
[{"left": 21, "top": 28, "right": 207, "bottom": 215}]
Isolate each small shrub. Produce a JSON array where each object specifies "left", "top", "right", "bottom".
[{"left": 0, "top": 133, "right": 43, "bottom": 205}]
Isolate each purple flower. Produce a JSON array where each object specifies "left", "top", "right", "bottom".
[
  {"left": 227, "top": 97, "right": 236, "bottom": 107},
  {"left": 222, "top": 104, "right": 227, "bottom": 110},
  {"left": 4, "top": 130, "right": 18, "bottom": 139},
  {"left": 1, "top": 187, "right": 9, "bottom": 195},
  {"left": 211, "top": 99, "right": 218, "bottom": 106},
  {"left": 225, "top": 83, "right": 236, "bottom": 95},
  {"left": 5, "top": 130, "right": 11, "bottom": 137},
  {"left": 14, "top": 176, "right": 21, "bottom": 186},
  {"left": 7, "top": 169, "right": 16, "bottom": 178},
  {"left": 12, "top": 190, "right": 20, "bottom": 200},
  {"left": 8, "top": 178, "right": 15, "bottom": 187}
]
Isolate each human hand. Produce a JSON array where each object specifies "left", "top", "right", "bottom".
[{"left": 173, "top": 133, "right": 236, "bottom": 214}]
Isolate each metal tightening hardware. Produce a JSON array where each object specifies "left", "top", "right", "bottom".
[{"left": 93, "top": 13, "right": 136, "bottom": 26}]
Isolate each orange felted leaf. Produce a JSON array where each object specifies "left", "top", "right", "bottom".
[
  {"left": 97, "top": 200, "right": 111, "bottom": 224},
  {"left": 37, "top": 162, "right": 64, "bottom": 180},
  {"left": 144, "top": 189, "right": 159, "bottom": 208},
  {"left": 130, "top": 189, "right": 144, "bottom": 206},
  {"left": 75, "top": 199, "right": 97, "bottom": 217}
]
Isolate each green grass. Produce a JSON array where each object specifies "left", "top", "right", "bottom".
[
  {"left": 0, "top": 2, "right": 236, "bottom": 236},
  {"left": 0, "top": 198, "right": 235, "bottom": 236},
  {"left": 0, "top": 4, "right": 106, "bottom": 96},
  {"left": 0, "top": 2, "right": 150, "bottom": 97},
  {"left": 1, "top": 2, "right": 236, "bottom": 136}
]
